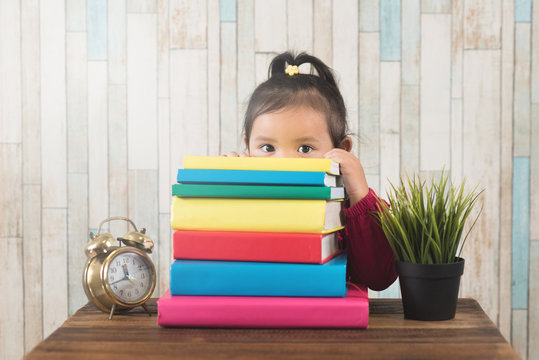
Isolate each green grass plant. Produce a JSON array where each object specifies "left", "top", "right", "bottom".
[{"left": 374, "top": 171, "right": 483, "bottom": 264}]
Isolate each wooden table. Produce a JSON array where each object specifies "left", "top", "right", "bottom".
[{"left": 26, "top": 298, "right": 518, "bottom": 359}]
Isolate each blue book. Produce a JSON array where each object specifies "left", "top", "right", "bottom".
[
  {"left": 170, "top": 252, "right": 347, "bottom": 297},
  {"left": 177, "top": 169, "right": 340, "bottom": 187}
]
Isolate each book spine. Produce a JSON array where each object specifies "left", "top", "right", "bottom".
[
  {"left": 177, "top": 169, "right": 329, "bottom": 186},
  {"left": 171, "top": 183, "right": 337, "bottom": 199},
  {"left": 169, "top": 255, "right": 347, "bottom": 297},
  {"left": 173, "top": 230, "right": 340, "bottom": 263}
]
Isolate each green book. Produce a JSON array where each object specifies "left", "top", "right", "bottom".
[{"left": 172, "top": 183, "right": 345, "bottom": 200}]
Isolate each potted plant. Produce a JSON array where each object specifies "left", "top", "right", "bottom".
[{"left": 374, "top": 172, "right": 482, "bottom": 321}]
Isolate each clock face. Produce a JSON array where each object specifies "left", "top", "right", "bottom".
[{"left": 106, "top": 251, "right": 154, "bottom": 303}]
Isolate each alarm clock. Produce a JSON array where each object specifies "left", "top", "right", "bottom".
[{"left": 83, "top": 217, "right": 156, "bottom": 319}]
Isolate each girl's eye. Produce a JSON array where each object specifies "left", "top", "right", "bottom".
[
  {"left": 260, "top": 144, "right": 275, "bottom": 152},
  {"left": 298, "top": 145, "right": 313, "bottom": 154}
]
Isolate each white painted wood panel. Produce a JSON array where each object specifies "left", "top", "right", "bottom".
[
  {"left": 237, "top": 0, "right": 255, "bottom": 129},
  {"left": 158, "top": 213, "right": 172, "bottom": 295},
  {"left": 451, "top": 0, "right": 464, "bottom": 98},
  {"left": 450, "top": 98, "right": 463, "bottom": 181},
  {"left": 22, "top": 184, "right": 42, "bottom": 353},
  {"left": 220, "top": 23, "right": 239, "bottom": 153},
  {"left": 67, "top": 173, "right": 89, "bottom": 315},
  {"left": 514, "top": 23, "right": 531, "bottom": 157},
  {"left": 0, "top": 145, "right": 22, "bottom": 238},
  {"left": 359, "top": 32, "right": 380, "bottom": 175},
  {"left": 529, "top": 241, "right": 539, "bottom": 359},
  {"left": 532, "top": 105, "right": 539, "bottom": 240},
  {"left": 158, "top": 98, "right": 171, "bottom": 214},
  {"left": 401, "top": 85, "right": 420, "bottom": 175},
  {"left": 1, "top": 237, "right": 24, "bottom": 360},
  {"left": 0, "top": 0, "right": 21, "bottom": 143},
  {"left": 109, "top": 0, "right": 127, "bottom": 85},
  {"left": 88, "top": 62, "right": 109, "bottom": 228},
  {"left": 128, "top": 14, "right": 158, "bottom": 170},
  {"left": 314, "top": 0, "right": 332, "bottom": 66},
  {"left": 380, "top": 62, "right": 401, "bottom": 197},
  {"left": 287, "top": 0, "right": 313, "bottom": 53},
  {"left": 207, "top": 0, "right": 220, "bottom": 156},
  {"left": 127, "top": 170, "right": 159, "bottom": 293},
  {"left": 499, "top": 0, "right": 515, "bottom": 341},
  {"left": 255, "top": 0, "right": 287, "bottom": 52},
  {"left": 461, "top": 49, "right": 501, "bottom": 323},
  {"left": 420, "top": 14, "right": 451, "bottom": 171},
  {"left": 21, "top": 0, "right": 41, "bottom": 185},
  {"left": 128, "top": 0, "right": 157, "bottom": 13},
  {"left": 532, "top": 0, "right": 539, "bottom": 104},
  {"left": 66, "top": 0, "right": 86, "bottom": 31},
  {"left": 42, "top": 208, "right": 68, "bottom": 338},
  {"left": 170, "top": 0, "right": 207, "bottom": 49},
  {"left": 158, "top": 0, "right": 170, "bottom": 97},
  {"left": 40, "top": 0, "right": 67, "bottom": 208},
  {"left": 421, "top": 0, "right": 451, "bottom": 13},
  {"left": 401, "top": 0, "right": 420, "bottom": 86},
  {"left": 359, "top": 0, "right": 379, "bottom": 32},
  {"left": 512, "top": 309, "right": 528, "bottom": 360},
  {"left": 108, "top": 84, "right": 128, "bottom": 236},
  {"left": 333, "top": 0, "right": 359, "bottom": 156},
  {"left": 170, "top": 49, "right": 209, "bottom": 171},
  {"left": 255, "top": 53, "right": 275, "bottom": 87},
  {"left": 463, "top": 0, "right": 502, "bottom": 49},
  {"left": 66, "top": 32, "right": 88, "bottom": 174}
]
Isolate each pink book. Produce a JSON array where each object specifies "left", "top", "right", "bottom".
[{"left": 157, "top": 285, "right": 368, "bottom": 328}]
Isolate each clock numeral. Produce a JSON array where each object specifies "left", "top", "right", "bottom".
[
  {"left": 140, "top": 282, "right": 144, "bottom": 287},
  {"left": 127, "top": 291, "right": 131, "bottom": 297},
  {"left": 135, "top": 289, "right": 139, "bottom": 295},
  {"left": 141, "top": 273, "right": 145, "bottom": 279}
]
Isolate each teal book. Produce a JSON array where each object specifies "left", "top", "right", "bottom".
[
  {"left": 171, "top": 183, "right": 345, "bottom": 199},
  {"left": 170, "top": 252, "right": 348, "bottom": 297},
  {"left": 177, "top": 169, "right": 341, "bottom": 187}
]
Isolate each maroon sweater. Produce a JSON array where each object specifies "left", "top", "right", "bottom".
[{"left": 342, "top": 188, "right": 398, "bottom": 291}]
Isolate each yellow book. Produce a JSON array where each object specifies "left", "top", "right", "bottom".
[
  {"left": 183, "top": 156, "right": 340, "bottom": 175},
  {"left": 170, "top": 197, "right": 344, "bottom": 234}
]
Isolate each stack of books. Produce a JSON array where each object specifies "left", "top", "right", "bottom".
[{"left": 157, "top": 156, "right": 369, "bottom": 328}]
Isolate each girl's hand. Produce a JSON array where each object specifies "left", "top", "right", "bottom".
[
  {"left": 324, "top": 149, "right": 369, "bottom": 207},
  {"left": 222, "top": 151, "right": 249, "bottom": 157}
]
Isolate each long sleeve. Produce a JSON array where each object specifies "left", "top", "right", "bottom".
[{"left": 342, "top": 188, "right": 398, "bottom": 291}]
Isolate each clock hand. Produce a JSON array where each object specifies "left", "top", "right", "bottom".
[{"left": 110, "top": 277, "right": 128, "bottom": 285}]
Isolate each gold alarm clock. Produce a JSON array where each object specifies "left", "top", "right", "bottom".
[{"left": 83, "top": 217, "right": 156, "bottom": 319}]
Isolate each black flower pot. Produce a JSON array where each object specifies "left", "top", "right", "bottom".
[{"left": 396, "top": 258, "right": 464, "bottom": 321}]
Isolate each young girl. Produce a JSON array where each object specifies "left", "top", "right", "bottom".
[{"left": 226, "top": 52, "right": 397, "bottom": 291}]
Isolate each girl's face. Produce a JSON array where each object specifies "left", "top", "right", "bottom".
[{"left": 247, "top": 106, "right": 335, "bottom": 158}]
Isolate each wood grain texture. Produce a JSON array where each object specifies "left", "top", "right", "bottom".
[
  {"left": 67, "top": 173, "right": 89, "bottom": 316},
  {"left": 66, "top": 0, "right": 86, "bottom": 31},
  {"left": 108, "top": 0, "right": 127, "bottom": 85},
  {"left": 359, "top": 0, "right": 379, "bottom": 32},
  {"left": 21, "top": 0, "right": 41, "bottom": 185},
  {"left": 0, "top": 0, "right": 21, "bottom": 143},
  {"left": 22, "top": 185, "right": 42, "bottom": 353},
  {"left": 463, "top": 0, "right": 502, "bottom": 49},
  {"left": 314, "top": 0, "right": 332, "bottom": 66},
  {"left": 237, "top": 0, "right": 255, "bottom": 119},
  {"left": 532, "top": 105, "right": 539, "bottom": 240},
  {"left": 421, "top": 0, "right": 451, "bottom": 13},
  {"left": 451, "top": 0, "right": 464, "bottom": 98},
  {"left": 127, "top": 0, "right": 157, "bottom": 13},
  {"left": 66, "top": 32, "right": 88, "bottom": 174},
  {"left": 450, "top": 98, "right": 463, "bottom": 181},
  {"left": 514, "top": 23, "right": 532, "bottom": 157},
  {"left": 42, "top": 208, "right": 68, "bottom": 338},
  {"left": 401, "top": 85, "right": 420, "bottom": 175},
  {"left": 158, "top": 98, "right": 171, "bottom": 214},
  {"left": 1, "top": 238, "right": 24, "bottom": 360},
  {"left": 220, "top": 22, "right": 239, "bottom": 153},
  {"left": 499, "top": 0, "right": 515, "bottom": 341},
  {"left": 88, "top": 62, "right": 109, "bottom": 228},
  {"left": 287, "top": 0, "right": 313, "bottom": 53},
  {"left": 359, "top": 32, "right": 380, "bottom": 175},
  {"left": 461, "top": 50, "right": 501, "bottom": 324},
  {"left": 169, "top": 0, "right": 207, "bottom": 49},
  {"left": 380, "top": 0, "right": 401, "bottom": 61},
  {"left": 127, "top": 14, "right": 158, "bottom": 170},
  {"left": 0, "top": 145, "right": 22, "bottom": 237},
  {"left": 207, "top": 0, "right": 220, "bottom": 156},
  {"left": 254, "top": 0, "right": 286, "bottom": 52},
  {"left": 380, "top": 62, "right": 400, "bottom": 198},
  {"left": 333, "top": 0, "right": 359, "bottom": 155},
  {"left": 401, "top": 0, "right": 420, "bottom": 86},
  {"left": 40, "top": 0, "right": 67, "bottom": 208},
  {"left": 530, "top": 241, "right": 539, "bottom": 359},
  {"left": 158, "top": 0, "right": 170, "bottom": 97},
  {"left": 420, "top": 14, "right": 451, "bottom": 171},
  {"left": 108, "top": 84, "right": 128, "bottom": 235},
  {"left": 512, "top": 309, "right": 528, "bottom": 360},
  {"left": 158, "top": 213, "right": 172, "bottom": 295},
  {"left": 87, "top": 0, "right": 107, "bottom": 60},
  {"left": 532, "top": 0, "right": 539, "bottom": 104},
  {"left": 25, "top": 299, "right": 519, "bottom": 360}
]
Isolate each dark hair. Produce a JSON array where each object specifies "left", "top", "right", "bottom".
[{"left": 243, "top": 51, "right": 348, "bottom": 147}]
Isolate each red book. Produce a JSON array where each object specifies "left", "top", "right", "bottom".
[
  {"left": 158, "top": 285, "right": 369, "bottom": 328},
  {"left": 173, "top": 230, "right": 342, "bottom": 264}
]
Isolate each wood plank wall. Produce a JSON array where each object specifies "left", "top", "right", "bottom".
[{"left": 0, "top": 0, "right": 537, "bottom": 358}]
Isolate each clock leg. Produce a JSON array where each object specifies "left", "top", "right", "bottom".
[
  {"left": 109, "top": 303, "right": 117, "bottom": 320},
  {"left": 142, "top": 303, "right": 151, "bottom": 317}
]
